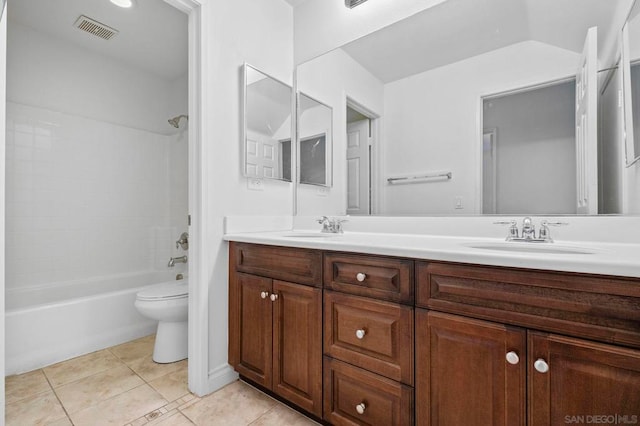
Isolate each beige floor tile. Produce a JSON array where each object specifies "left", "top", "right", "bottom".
[
  {"left": 47, "top": 417, "right": 74, "bottom": 426},
  {"left": 128, "top": 355, "right": 184, "bottom": 382},
  {"left": 43, "top": 349, "right": 125, "bottom": 387},
  {"left": 149, "top": 410, "right": 195, "bottom": 425},
  {"left": 148, "top": 367, "right": 190, "bottom": 402},
  {"left": 250, "top": 404, "right": 319, "bottom": 426},
  {"left": 5, "top": 389, "right": 68, "bottom": 426},
  {"left": 54, "top": 364, "right": 145, "bottom": 413},
  {"left": 69, "top": 383, "right": 168, "bottom": 426},
  {"left": 181, "top": 381, "right": 276, "bottom": 425},
  {"left": 5, "top": 369, "right": 52, "bottom": 404},
  {"left": 110, "top": 334, "right": 156, "bottom": 364}
]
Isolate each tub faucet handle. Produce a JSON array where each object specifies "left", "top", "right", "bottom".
[{"left": 176, "top": 232, "right": 189, "bottom": 250}]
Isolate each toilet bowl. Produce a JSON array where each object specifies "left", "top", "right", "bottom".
[{"left": 135, "top": 280, "right": 188, "bottom": 363}]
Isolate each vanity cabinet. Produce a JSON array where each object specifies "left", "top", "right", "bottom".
[
  {"left": 323, "top": 253, "right": 415, "bottom": 425},
  {"left": 228, "top": 242, "right": 640, "bottom": 425},
  {"left": 228, "top": 243, "right": 323, "bottom": 417},
  {"left": 416, "top": 261, "right": 640, "bottom": 426}
]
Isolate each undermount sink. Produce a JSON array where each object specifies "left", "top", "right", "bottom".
[
  {"left": 281, "top": 232, "right": 340, "bottom": 238},
  {"left": 465, "top": 242, "right": 596, "bottom": 255}
]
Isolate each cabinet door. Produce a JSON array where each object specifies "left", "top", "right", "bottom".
[
  {"left": 229, "top": 272, "right": 273, "bottom": 388},
  {"left": 529, "top": 332, "right": 640, "bottom": 426},
  {"left": 416, "top": 310, "right": 525, "bottom": 426},
  {"left": 272, "top": 280, "right": 322, "bottom": 417}
]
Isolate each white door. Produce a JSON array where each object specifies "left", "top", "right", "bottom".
[
  {"left": 575, "top": 26, "right": 598, "bottom": 214},
  {"left": 245, "top": 131, "right": 279, "bottom": 179},
  {"left": 346, "top": 119, "right": 370, "bottom": 215}
]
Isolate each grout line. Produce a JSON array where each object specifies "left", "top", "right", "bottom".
[{"left": 43, "top": 369, "right": 76, "bottom": 426}]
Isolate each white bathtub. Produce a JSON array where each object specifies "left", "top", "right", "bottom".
[{"left": 5, "top": 271, "right": 183, "bottom": 375}]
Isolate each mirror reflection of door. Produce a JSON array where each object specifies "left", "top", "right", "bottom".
[
  {"left": 346, "top": 106, "right": 371, "bottom": 215},
  {"left": 482, "top": 79, "right": 576, "bottom": 214}
]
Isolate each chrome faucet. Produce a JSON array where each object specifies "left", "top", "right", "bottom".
[
  {"left": 317, "top": 216, "right": 347, "bottom": 234},
  {"left": 168, "top": 255, "right": 187, "bottom": 267},
  {"left": 495, "top": 217, "right": 568, "bottom": 242}
]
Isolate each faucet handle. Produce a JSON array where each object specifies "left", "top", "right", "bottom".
[
  {"left": 494, "top": 220, "right": 519, "bottom": 240},
  {"left": 316, "top": 216, "right": 329, "bottom": 224}
]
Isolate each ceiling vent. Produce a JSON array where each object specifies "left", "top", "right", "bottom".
[
  {"left": 73, "top": 15, "right": 119, "bottom": 40},
  {"left": 344, "top": 0, "right": 368, "bottom": 8}
]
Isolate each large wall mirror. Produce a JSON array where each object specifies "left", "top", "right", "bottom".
[
  {"left": 622, "top": 0, "right": 640, "bottom": 167},
  {"left": 296, "top": 0, "right": 637, "bottom": 216},
  {"left": 242, "top": 64, "right": 293, "bottom": 182}
]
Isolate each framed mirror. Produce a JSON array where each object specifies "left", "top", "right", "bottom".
[
  {"left": 622, "top": 1, "right": 640, "bottom": 167},
  {"left": 242, "top": 63, "right": 293, "bottom": 181},
  {"left": 297, "top": 92, "right": 333, "bottom": 187},
  {"left": 295, "top": 0, "right": 636, "bottom": 216}
]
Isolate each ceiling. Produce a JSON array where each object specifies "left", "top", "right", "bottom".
[
  {"left": 8, "top": 0, "right": 188, "bottom": 81},
  {"left": 342, "top": 0, "right": 627, "bottom": 83},
  {"left": 283, "top": 0, "right": 308, "bottom": 7}
]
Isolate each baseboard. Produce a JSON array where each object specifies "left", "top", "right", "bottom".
[{"left": 206, "top": 363, "right": 238, "bottom": 394}]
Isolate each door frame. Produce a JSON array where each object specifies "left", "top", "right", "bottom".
[
  {"left": 476, "top": 75, "right": 576, "bottom": 214},
  {"left": 162, "top": 0, "right": 210, "bottom": 396},
  {"left": 345, "top": 96, "right": 381, "bottom": 215}
]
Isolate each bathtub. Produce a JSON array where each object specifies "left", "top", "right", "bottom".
[{"left": 5, "top": 271, "right": 184, "bottom": 375}]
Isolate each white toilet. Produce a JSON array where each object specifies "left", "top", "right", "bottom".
[{"left": 135, "top": 280, "right": 188, "bottom": 363}]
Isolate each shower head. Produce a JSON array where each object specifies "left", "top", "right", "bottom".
[{"left": 168, "top": 114, "right": 188, "bottom": 128}]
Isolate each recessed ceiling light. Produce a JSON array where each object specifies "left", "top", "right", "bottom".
[{"left": 110, "top": 0, "right": 136, "bottom": 8}]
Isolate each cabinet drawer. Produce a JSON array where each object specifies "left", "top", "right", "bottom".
[
  {"left": 324, "top": 291, "right": 414, "bottom": 385},
  {"left": 417, "top": 261, "right": 640, "bottom": 349},
  {"left": 230, "top": 242, "right": 322, "bottom": 287},
  {"left": 324, "top": 357, "right": 413, "bottom": 426},
  {"left": 324, "top": 253, "right": 413, "bottom": 303}
]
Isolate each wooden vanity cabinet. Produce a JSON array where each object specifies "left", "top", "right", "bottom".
[
  {"left": 416, "top": 261, "right": 640, "bottom": 426},
  {"left": 228, "top": 243, "right": 323, "bottom": 417},
  {"left": 416, "top": 310, "right": 526, "bottom": 426},
  {"left": 323, "top": 253, "right": 415, "bottom": 425}
]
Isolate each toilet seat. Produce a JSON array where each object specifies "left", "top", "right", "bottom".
[{"left": 136, "top": 282, "right": 188, "bottom": 301}]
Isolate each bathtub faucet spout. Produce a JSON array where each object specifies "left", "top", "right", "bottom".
[{"left": 168, "top": 255, "right": 187, "bottom": 267}]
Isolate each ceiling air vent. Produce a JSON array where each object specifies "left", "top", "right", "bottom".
[
  {"left": 344, "top": 0, "right": 368, "bottom": 8},
  {"left": 73, "top": 15, "right": 119, "bottom": 40}
]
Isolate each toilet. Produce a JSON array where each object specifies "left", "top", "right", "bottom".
[{"left": 135, "top": 280, "right": 188, "bottom": 363}]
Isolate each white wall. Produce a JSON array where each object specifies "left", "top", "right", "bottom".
[
  {"left": 382, "top": 41, "right": 580, "bottom": 214},
  {"left": 599, "top": 67, "right": 624, "bottom": 214},
  {"left": 294, "top": 0, "right": 446, "bottom": 64},
  {"left": 5, "top": 23, "right": 188, "bottom": 293},
  {"left": 483, "top": 82, "right": 576, "bottom": 214},
  {"left": 7, "top": 22, "right": 177, "bottom": 135},
  {"left": 202, "top": 0, "right": 293, "bottom": 390},
  {"left": 0, "top": 2, "right": 6, "bottom": 417},
  {"left": 296, "top": 48, "right": 384, "bottom": 216}
]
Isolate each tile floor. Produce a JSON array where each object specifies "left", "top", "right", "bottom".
[{"left": 5, "top": 335, "right": 319, "bottom": 426}]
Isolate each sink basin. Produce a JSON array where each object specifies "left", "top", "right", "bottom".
[
  {"left": 281, "top": 232, "right": 340, "bottom": 238},
  {"left": 465, "top": 242, "right": 595, "bottom": 255}
]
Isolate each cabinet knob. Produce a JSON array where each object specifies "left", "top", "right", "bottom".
[
  {"left": 355, "top": 329, "right": 366, "bottom": 339},
  {"left": 356, "top": 272, "right": 367, "bottom": 282},
  {"left": 355, "top": 402, "right": 366, "bottom": 415},
  {"left": 534, "top": 358, "right": 549, "bottom": 373},
  {"left": 260, "top": 291, "right": 269, "bottom": 299},
  {"left": 269, "top": 293, "right": 278, "bottom": 302},
  {"left": 505, "top": 351, "right": 520, "bottom": 365}
]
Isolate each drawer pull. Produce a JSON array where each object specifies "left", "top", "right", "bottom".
[
  {"left": 260, "top": 291, "right": 269, "bottom": 299},
  {"left": 270, "top": 293, "right": 278, "bottom": 302},
  {"left": 356, "top": 272, "right": 367, "bottom": 282},
  {"left": 355, "top": 329, "right": 366, "bottom": 340},
  {"left": 355, "top": 402, "right": 366, "bottom": 415},
  {"left": 534, "top": 358, "right": 549, "bottom": 373},
  {"left": 505, "top": 351, "right": 520, "bottom": 365}
]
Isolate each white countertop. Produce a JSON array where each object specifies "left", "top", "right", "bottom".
[{"left": 223, "top": 230, "right": 640, "bottom": 278}]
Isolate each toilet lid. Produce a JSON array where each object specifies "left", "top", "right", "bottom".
[{"left": 137, "top": 281, "right": 188, "bottom": 301}]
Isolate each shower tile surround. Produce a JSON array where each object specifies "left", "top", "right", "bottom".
[
  {"left": 5, "top": 335, "right": 317, "bottom": 426},
  {"left": 5, "top": 102, "right": 188, "bottom": 293}
]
